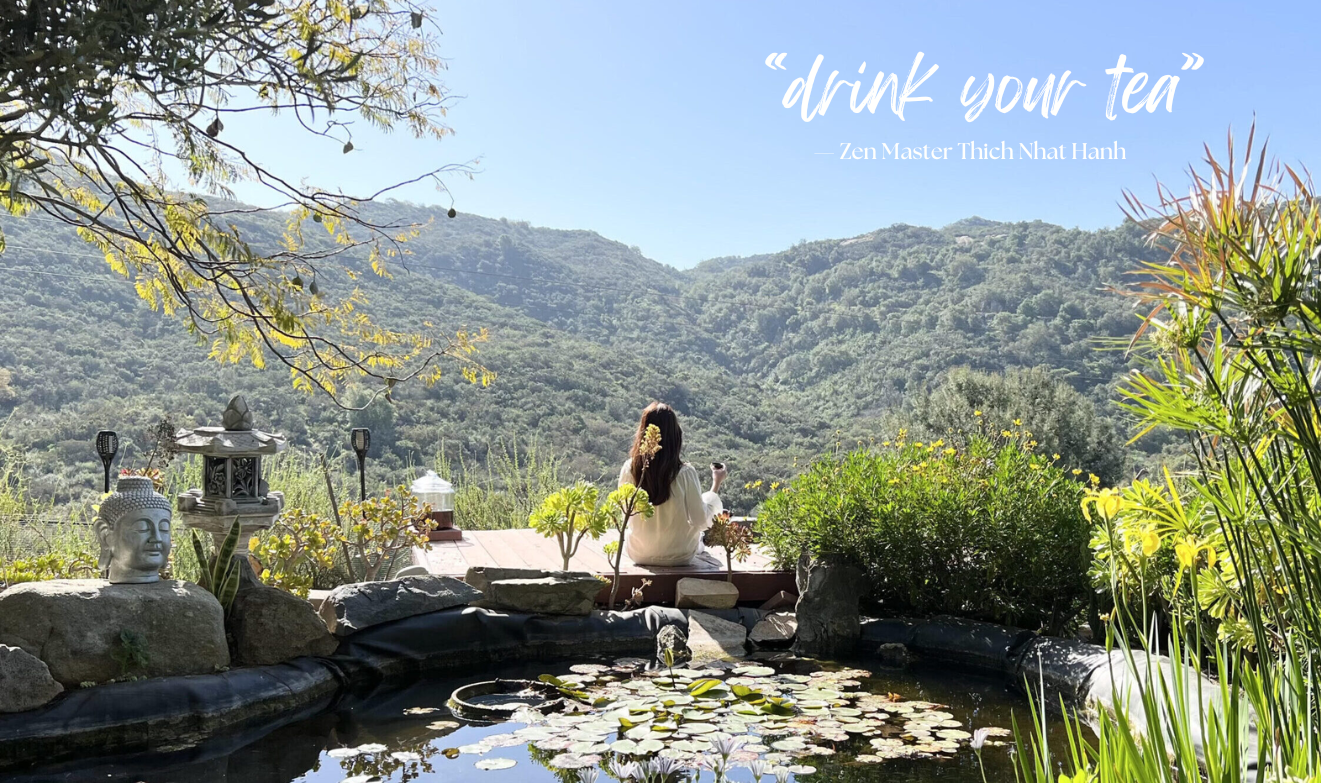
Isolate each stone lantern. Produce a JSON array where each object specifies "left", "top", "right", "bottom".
[
  {"left": 411, "top": 470, "right": 461, "bottom": 541},
  {"left": 175, "top": 395, "right": 286, "bottom": 558}
]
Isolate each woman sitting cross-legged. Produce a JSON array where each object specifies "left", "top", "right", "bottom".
[{"left": 618, "top": 402, "right": 726, "bottom": 567}]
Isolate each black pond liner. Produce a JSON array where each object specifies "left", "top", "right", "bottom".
[
  {"left": 446, "top": 678, "right": 566, "bottom": 722},
  {"left": 0, "top": 606, "right": 1256, "bottom": 782},
  {"left": 0, "top": 605, "right": 698, "bottom": 771}
]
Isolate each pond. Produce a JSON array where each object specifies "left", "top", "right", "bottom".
[{"left": 19, "top": 656, "right": 1065, "bottom": 783}]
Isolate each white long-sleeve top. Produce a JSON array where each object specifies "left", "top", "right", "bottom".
[{"left": 618, "top": 460, "right": 723, "bottom": 567}]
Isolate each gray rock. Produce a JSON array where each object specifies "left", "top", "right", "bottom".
[
  {"left": 464, "top": 566, "right": 550, "bottom": 596},
  {"left": 758, "top": 590, "right": 798, "bottom": 612},
  {"left": 321, "top": 575, "right": 482, "bottom": 636},
  {"left": 876, "top": 642, "right": 912, "bottom": 668},
  {"left": 655, "top": 624, "right": 692, "bottom": 666},
  {"left": 394, "top": 564, "right": 431, "bottom": 579},
  {"left": 0, "top": 645, "right": 62, "bottom": 713},
  {"left": 675, "top": 578, "right": 739, "bottom": 610},
  {"left": 0, "top": 579, "right": 228, "bottom": 687},
  {"left": 686, "top": 611, "right": 747, "bottom": 660},
  {"left": 483, "top": 573, "right": 603, "bottom": 616},
  {"left": 228, "top": 582, "right": 339, "bottom": 665},
  {"left": 792, "top": 554, "right": 868, "bottom": 657},
  {"left": 749, "top": 611, "right": 798, "bottom": 646}
]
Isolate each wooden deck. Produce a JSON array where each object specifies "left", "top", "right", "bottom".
[{"left": 414, "top": 528, "right": 796, "bottom": 605}]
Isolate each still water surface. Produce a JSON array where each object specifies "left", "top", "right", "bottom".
[{"left": 18, "top": 657, "right": 1067, "bottom": 783}]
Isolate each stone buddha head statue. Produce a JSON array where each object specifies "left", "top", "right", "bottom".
[{"left": 96, "top": 476, "right": 173, "bottom": 584}]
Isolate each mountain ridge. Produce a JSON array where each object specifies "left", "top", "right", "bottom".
[{"left": 0, "top": 206, "right": 1155, "bottom": 509}]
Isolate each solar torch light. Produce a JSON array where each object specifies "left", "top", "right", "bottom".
[
  {"left": 95, "top": 430, "right": 119, "bottom": 493},
  {"left": 351, "top": 427, "right": 371, "bottom": 502}
]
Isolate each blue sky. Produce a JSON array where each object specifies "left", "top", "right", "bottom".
[{"left": 223, "top": 1, "right": 1320, "bottom": 268}]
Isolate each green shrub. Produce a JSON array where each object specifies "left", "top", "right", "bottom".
[{"left": 758, "top": 432, "right": 1090, "bottom": 631}]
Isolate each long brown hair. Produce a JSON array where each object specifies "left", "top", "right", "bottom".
[{"left": 631, "top": 402, "right": 683, "bottom": 506}]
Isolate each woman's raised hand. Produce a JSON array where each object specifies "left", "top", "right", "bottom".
[{"left": 710, "top": 462, "right": 728, "bottom": 492}]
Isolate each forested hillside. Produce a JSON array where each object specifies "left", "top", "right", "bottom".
[{"left": 0, "top": 206, "right": 1160, "bottom": 509}]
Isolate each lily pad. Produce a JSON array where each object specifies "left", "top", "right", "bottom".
[
  {"left": 475, "top": 758, "right": 517, "bottom": 771},
  {"left": 426, "top": 720, "right": 461, "bottom": 732}
]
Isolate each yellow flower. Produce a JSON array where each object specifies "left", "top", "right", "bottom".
[
  {"left": 1030, "top": 463, "right": 1041, "bottom": 470},
  {"left": 1001, "top": 430, "right": 1012, "bottom": 438},
  {"left": 888, "top": 478, "right": 900, "bottom": 485},
  {"left": 974, "top": 410, "right": 983, "bottom": 416},
  {"left": 1013, "top": 418, "right": 1022, "bottom": 426},
  {"left": 1139, "top": 527, "right": 1161, "bottom": 557},
  {"left": 1089, "top": 473, "right": 1100, "bottom": 486},
  {"left": 933, "top": 439, "right": 944, "bottom": 448},
  {"left": 1072, "top": 468, "right": 1082, "bottom": 476},
  {"left": 882, "top": 441, "right": 891, "bottom": 447},
  {"left": 1176, "top": 538, "right": 1198, "bottom": 569},
  {"left": 770, "top": 481, "right": 781, "bottom": 490},
  {"left": 914, "top": 441, "right": 923, "bottom": 448},
  {"left": 1052, "top": 453, "right": 1061, "bottom": 460},
  {"left": 944, "top": 447, "right": 956, "bottom": 456},
  {"left": 1081, "top": 488, "right": 1123, "bottom": 522}
]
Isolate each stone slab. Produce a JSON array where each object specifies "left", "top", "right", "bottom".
[
  {"left": 483, "top": 574, "right": 604, "bottom": 616},
  {"left": 686, "top": 610, "right": 747, "bottom": 660},
  {"left": 675, "top": 577, "right": 739, "bottom": 610},
  {"left": 320, "top": 575, "right": 482, "bottom": 637}
]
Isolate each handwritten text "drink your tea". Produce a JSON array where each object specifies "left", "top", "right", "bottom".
[{"left": 771, "top": 53, "right": 1204, "bottom": 122}]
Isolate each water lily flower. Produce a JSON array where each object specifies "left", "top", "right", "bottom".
[
  {"left": 645, "top": 756, "right": 683, "bottom": 781},
  {"left": 746, "top": 759, "right": 771, "bottom": 780},
  {"left": 773, "top": 767, "right": 792, "bottom": 783},
  {"left": 971, "top": 727, "right": 991, "bottom": 750},
  {"left": 711, "top": 736, "right": 745, "bottom": 759},
  {"left": 608, "top": 759, "right": 638, "bottom": 781},
  {"left": 578, "top": 769, "right": 600, "bottom": 783}
]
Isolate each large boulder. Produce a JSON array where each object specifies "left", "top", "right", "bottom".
[
  {"left": 675, "top": 578, "right": 739, "bottom": 610},
  {"left": 320, "top": 575, "right": 482, "bottom": 636},
  {"left": 483, "top": 574, "right": 603, "bottom": 616},
  {"left": 0, "top": 579, "right": 228, "bottom": 687},
  {"left": 792, "top": 555, "right": 868, "bottom": 657},
  {"left": 0, "top": 645, "right": 62, "bottom": 713},
  {"left": 686, "top": 611, "right": 747, "bottom": 660},
  {"left": 228, "top": 582, "right": 339, "bottom": 665}
]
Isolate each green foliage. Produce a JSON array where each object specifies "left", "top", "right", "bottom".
[
  {"left": 603, "top": 483, "right": 655, "bottom": 610},
  {"left": 433, "top": 438, "right": 566, "bottom": 532},
  {"left": 0, "top": 551, "right": 96, "bottom": 587},
  {"left": 758, "top": 433, "right": 1090, "bottom": 631},
  {"left": 1, "top": 0, "right": 492, "bottom": 401},
  {"left": 111, "top": 629, "right": 150, "bottom": 679},
  {"left": 0, "top": 211, "right": 1163, "bottom": 515},
  {"left": 528, "top": 482, "right": 610, "bottom": 571},
  {"left": 1017, "top": 136, "right": 1321, "bottom": 783},
  {"left": 248, "top": 508, "right": 339, "bottom": 599},
  {"left": 705, "top": 511, "right": 752, "bottom": 581},
  {"left": 190, "top": 518, "right": 241, "bottom": 614},
  {"left": 338, "top": 484, "right": 434, "bottom": 582},
  {"left": 913, "top": 366, "right": 1127, "bottom": 485}
]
